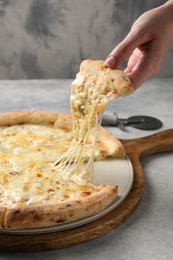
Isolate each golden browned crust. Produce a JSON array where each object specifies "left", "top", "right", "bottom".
[
  {"left": 87, "top": 126, "right": 125, "bottom": 160},
  {"left": 80, "top": 59, "right": 134, "bottom": 98},
  {"left": 97, "top": 127, "right": 126, "bottom": 159},
  {"left": 4, "top": 185, "right": 117, "bottom": 229},
  {"left": 0, "top": 111, "right": 72, "bottom": 129}
]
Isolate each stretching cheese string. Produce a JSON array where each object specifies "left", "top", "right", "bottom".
[
  {"left": 54, "top": 67, "right": 114, "bottom": 184},
  {"left": 54, "top": 95, "right": 103, "bottom": 184}
]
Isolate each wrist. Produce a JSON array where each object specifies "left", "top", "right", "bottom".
[
  {"left": 161, "top": 0, "right": 173, "bottom": 10},
  {"left": 167, "top": 0, "right": 173, "bottom": 5},
  {"left": 159, "top": 1, "right": 173, "bottom": 39},
  {"left": 160, "top": 0, "right": 173, "bottom": 15}
]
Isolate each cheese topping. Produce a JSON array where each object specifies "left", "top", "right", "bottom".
[{"left": 0, "top": 124, "right": 101, "bottom": 207}]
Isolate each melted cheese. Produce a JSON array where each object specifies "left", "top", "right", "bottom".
[
  {"left": 0, "top": 124, "right": 100, "bottom": 207},
  {"left": 54, "top": 69, "right": 112, "bottom": 184}
]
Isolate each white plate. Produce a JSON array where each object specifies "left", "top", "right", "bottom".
[{"left": 0, "top": 156, "right": 133, "bottom": 235}]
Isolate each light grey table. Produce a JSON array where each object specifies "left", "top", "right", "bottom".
[{"left": 0, "top": 78, "right": 173, "bottom": 260}]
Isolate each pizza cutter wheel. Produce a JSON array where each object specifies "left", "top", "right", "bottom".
[{"left": 101, "top": 113, "right": 163, "bottom": 130}]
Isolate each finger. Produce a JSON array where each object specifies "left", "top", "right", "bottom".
[
  {"left": 105, "top": 30, "right": 150, "bottom": 68},
  {"left": 126, "top": 47, "right": 161, "bottom": 89}
]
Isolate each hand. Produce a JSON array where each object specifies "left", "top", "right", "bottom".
[{"left": 105, "top": 1, "right": 173, "bottom": 89}]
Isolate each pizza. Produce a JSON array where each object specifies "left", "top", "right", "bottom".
[
  {"left": 0, "top": 111, "right": 124, "bottom": 229},
  {"left": 0, "top": 60, "right": 134, "bottom": 230}
]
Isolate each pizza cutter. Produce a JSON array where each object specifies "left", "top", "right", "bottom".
[{"left": 101, "top": 113, "right": 163, "bottom": 130}]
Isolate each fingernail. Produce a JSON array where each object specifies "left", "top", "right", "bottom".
[{"left": 105, "top": 55, "right": 116, "bottom": 67}]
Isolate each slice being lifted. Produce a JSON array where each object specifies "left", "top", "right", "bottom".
[
  {"left": 0, "top": 60, "right": 134, "bottom": 229},
  {"left": 56, "top": 60, "right": 134, "bottom": 184}
]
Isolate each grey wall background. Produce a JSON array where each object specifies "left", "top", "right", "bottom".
[{"left": 0, "top": 0, "right": 172, "bottom": 79}]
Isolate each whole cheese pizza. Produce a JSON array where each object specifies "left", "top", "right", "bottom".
[{"left": 0, "top": 60, "right": 134, "bottom": 230}]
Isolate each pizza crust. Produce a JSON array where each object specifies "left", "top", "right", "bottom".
[
  {"left": 96, "top": 126, "right": 125, "bottom": 159},
  {"left": 0, "top": 111, "right": 72, "bottom": 130},
  {"left": 4, "top": 185, "right": 117, "bottom": 229},
  {"left": 80, "top": 59, "right": 134, "bottom": 98}
]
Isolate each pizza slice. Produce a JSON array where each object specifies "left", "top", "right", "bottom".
[
  {"left": 71, "top": 59, "right": 134, "bottom": 120},
  {"left": 58, "top": 59, "right": 134, "bottom": 183}
]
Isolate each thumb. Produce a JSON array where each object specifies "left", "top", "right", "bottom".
[
  {"left": 105, "top": 30, "right": 149, "bottom": 68},
  {"left": 125, "top": 43, "right": 162, "bottom": 89}
]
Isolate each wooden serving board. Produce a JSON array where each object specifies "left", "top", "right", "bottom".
[{"left": 0, "top": 129, "right": 173, "bottom": 252}]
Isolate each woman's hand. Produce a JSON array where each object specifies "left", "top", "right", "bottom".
[{"left": 106, "top": 1, "right": 173, "bottom": 89}]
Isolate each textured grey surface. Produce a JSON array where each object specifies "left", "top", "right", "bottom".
[
  {"left": 0, "top": 0, "right": 172, "bottom": 79},
  {"left": 0, "top": 78, "right": 173, "bottom": 259}
]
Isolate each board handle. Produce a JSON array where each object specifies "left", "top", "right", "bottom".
[{"left": 122, "top": 129, "right": 173, "bottom": 160}]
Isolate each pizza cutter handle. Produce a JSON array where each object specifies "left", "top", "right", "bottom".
[
  {"left": 122, "top": 129, "right": 173, "bottom": 160},
  {"left": 101, "top": 113, "right": 118, "bottom": 126}
]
